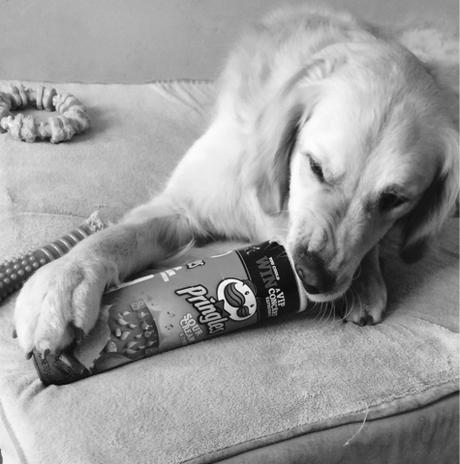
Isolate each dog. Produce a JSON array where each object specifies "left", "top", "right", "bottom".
[{"left": 14, "top": 4, "right": 459, "bottom": 356}]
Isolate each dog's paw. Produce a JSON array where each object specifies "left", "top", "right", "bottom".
[
  {"left": 342, "top": 269, "right": 387, "bottom": 326},
  {"left": 14, "top": 253, "right": 118, "bottom": 357},
  {"left": 342, "top": 286, "right": 387, "bottom": 325}
]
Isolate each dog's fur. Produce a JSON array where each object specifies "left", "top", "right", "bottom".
[{"left": 15, "top": 4, "right": 459, "bottom": 355}]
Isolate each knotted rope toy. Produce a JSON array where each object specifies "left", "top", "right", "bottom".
[{"left": 0, "top": 84, "right": 90, "bottom": 143}]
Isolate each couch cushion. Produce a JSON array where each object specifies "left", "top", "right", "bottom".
[{"left": 0, "top": 80, "right": 458, "bottom": 464}]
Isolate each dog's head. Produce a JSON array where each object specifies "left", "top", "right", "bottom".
[{"left": 252, "top": 42, "right": 458, "bottom": 302}]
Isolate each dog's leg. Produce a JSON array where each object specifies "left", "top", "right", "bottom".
[
  {"left": 14, "top": 195, "right": 201, "bottom": 356},
  {"left": 342, "top": 246, "right": 387, "bottom": 325}
]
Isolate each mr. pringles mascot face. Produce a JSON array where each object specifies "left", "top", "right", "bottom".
[
  {"left": 217, "top": 278, "right": 258, "bottom": 321},
  {"left": 175, "top": 276, "right": 260, "bottom": 335}
]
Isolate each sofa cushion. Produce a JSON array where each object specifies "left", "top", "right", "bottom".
[{"left": 0, "top": 80, "right": 458, "bottom": 464}]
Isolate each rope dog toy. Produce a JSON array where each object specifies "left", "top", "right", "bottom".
[
  {"left": 0, "top": 84, "right": 90, "bottom": 143},
  {"left": 0, "top": 212, "right": 107, "bottom": 303}
]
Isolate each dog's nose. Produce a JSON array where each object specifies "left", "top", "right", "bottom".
[{"left": 295, "top": 252, "right": 335, "bottom": 295}]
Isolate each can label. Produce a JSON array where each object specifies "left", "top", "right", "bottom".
[{"left": 33, "top": 241, "right": 300, "bottom": 385}]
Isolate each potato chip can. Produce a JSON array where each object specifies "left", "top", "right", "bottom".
[{"left": 33, "top": 241, "right": 301, "bottom": 385}]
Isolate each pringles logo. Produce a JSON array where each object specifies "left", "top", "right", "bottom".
[
  {"left": 216, "top": 278, "right": 257, "bottom": 321},
  {"left": 175, "top": 278, "right": 258, "bottom": 334}
]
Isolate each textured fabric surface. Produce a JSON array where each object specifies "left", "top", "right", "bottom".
[
  {"left": 217, "top": 393, "right": 459, "bottom": 464},
  {"left": 0, "top": 81, "right": 458, "bottom": 464}
]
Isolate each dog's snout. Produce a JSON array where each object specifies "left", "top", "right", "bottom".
[{"left": 295, "top": 251, "right": 336, "bottom": 295}]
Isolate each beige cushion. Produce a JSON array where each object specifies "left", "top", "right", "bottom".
[{"left": 0, "top": 80, "right": 458, "bottom": 464}]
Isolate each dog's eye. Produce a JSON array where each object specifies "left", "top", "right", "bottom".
[
  {"left": 306, "top": 154, "right": 324, "bottom": 182},
  {"left": 379, "top": 191, "right": 407, "bottom": 212}
]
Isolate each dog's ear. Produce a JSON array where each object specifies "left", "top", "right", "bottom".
[
  {"left": 254, "top": 100, "right": 304, "bottom": 215},
  {"left": 251, "top": 57, "right": 339, "bottom": 215},
  {"left": 400, "top": 128, "right": 459, "bottom": 262}
]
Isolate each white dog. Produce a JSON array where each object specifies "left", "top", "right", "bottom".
[{"left": 14, "top": 4, "right": 459, "bottom": 356}]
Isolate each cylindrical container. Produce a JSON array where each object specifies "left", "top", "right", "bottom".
[{"left": 32, "top": 241, "right": 303, "bottom": 385}]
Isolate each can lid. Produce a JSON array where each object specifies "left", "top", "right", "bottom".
[{"left": 32, "top": 349, "right": 91, "bottom": 386}]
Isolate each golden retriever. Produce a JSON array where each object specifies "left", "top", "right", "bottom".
[{"left": 14, "top": 4, "right": 459, "bottom": 356}]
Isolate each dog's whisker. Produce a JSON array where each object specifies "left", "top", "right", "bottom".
[
  {"left": 317, "top": 303, "right": 325, "bottom": 322},
  {"left": 355, "top": 287, "right": 364, "bottom": 318},
  {"left": 326, "top": 302, "right": 332, "bottom": 323},
  {"left": 332, "top": 301, "right": 338, "bottom": 323},
  {"left": 342, "top": 292, "right": 349, "bottom": 321},
  {"left": 310, "top": 301, "right": 317, "bottom": 318},
  {"left": 320, "top": 302, "right": 327, "bottom": 323},
  {"left": 348, "top": 289, "right": 356, "bottom": 319},
  {"left": 318, "top": 302, "right": 326, "bottom": 322},
  {"left": 323, "top": 303, "right": 330, "bottom": 323},
  {"left": 311, "top": 301, "right": 319, "bottom": 320},
  {"left": 323, "top": 302, "right": 332, "bottom": 323},
  {"left": 327, "top": 302, "right": 333, "bottom": 323},
  {"left": 342, "top": 289, "right": 355, "bottom": 320},
  {"left": 331, "top": 301, "right": 337, "bottom": 323},
  {"left": 352, "top": 265, "right": 362, "bottom": 282}
]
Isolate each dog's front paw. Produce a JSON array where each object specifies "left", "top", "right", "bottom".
[
  {"left": 343, "top": 276, "right": 387, "bottom": 326},
  {"left": 342, "top": 247, "right": 387, "bottom": 326},
  {"left": 14, "top": 253, "right": 118, "bottom": 357}
]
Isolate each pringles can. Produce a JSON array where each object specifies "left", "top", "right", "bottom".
[{"left": 32, "top": 241, "right": 303, "bottom": 385}]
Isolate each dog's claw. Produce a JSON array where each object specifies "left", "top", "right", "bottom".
[
  {"left": 12, "top": 329, "right": 17, "bottom": 339},
  {"left": 357, "top": 314, "right": 375, "bottom": 326},
  {"left": 25, "top": 351, "right": 33, "bottom": 360}
]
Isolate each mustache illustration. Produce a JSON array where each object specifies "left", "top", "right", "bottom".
[{"left": 223, "top": 282, "right": 246, "bottom": 308}]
